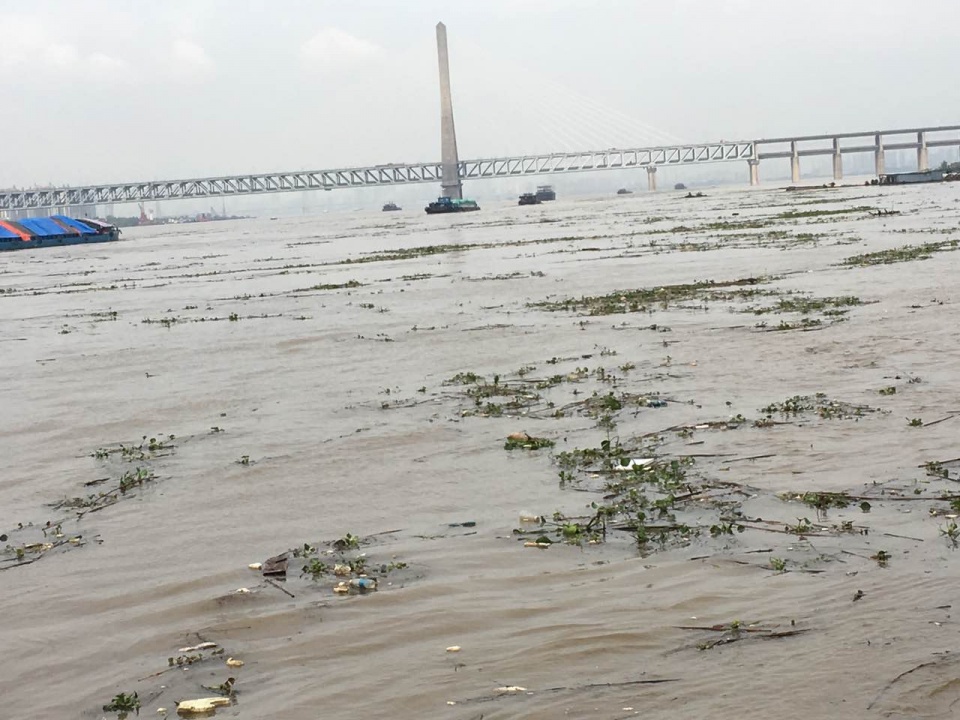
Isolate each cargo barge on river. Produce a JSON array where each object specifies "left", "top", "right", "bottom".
[
  {"left": 535, "top": 184, "right": 556, "bottom": 201},
  {"left": 0, "top": 215, "right": 120, "bottom": 250},
  {"left": 424, "top": 197, "right": 480, "bottom": 214},
  {"left": 0, "top": 216, "right": 120, "bottom": 251}
]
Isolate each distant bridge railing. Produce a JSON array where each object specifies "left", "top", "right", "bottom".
[
  {"left": 0, "top": 141, "right": 756, "bottom": 211},
  {"left": 462, "top": 142, "right": 756, "bottom": 177}
]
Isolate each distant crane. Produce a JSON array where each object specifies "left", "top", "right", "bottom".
[{"left": 137, "top": 202, "right": 161, "bottom": 225}]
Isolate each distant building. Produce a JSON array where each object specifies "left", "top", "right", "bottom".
[{"left": 2, "top": 204, "right": 97, "bottom": 220}]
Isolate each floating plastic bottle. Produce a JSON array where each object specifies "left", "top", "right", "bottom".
[{"left": 349, "top": 577, "right": 378, "bottom": 591}]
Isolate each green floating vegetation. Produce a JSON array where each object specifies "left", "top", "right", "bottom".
[
  {"left": 750, "top": 293, "right": 863, "bottom": 331},
  {"left": 299, "top": 279, "right": 363, "bottom": 291},
  {"left": 757, "top": 317, "right": 823, "bottom": 332},
  {"left": 337, "top": 234, "right": 592, "bottom": 266},
  {"left": 294, "top": 533, "right": 406, "bottom": 589},
  {"left": 940, "top": 521, "right": 960, "bottom": 547},
  {"left": 1, "top": 435, "right": 180, "bottom": 568},
  {"left": 761, "top": 393, "right": 876, "bottom": 420},
  {"left": 55, "top": 467, "right": 158, "bottom": 512},
  {"left": 103, "top": 692, "right": 140, "bottom": 718},
  {"left": 438, "top": 364, "right": 663, "bottom": 420},
  {"left": 751, "top": 295, "right": 862, "bottom": 316},
  {"left": 777, "top": 205, "right": 873, "bottom": 219},
  {"left": 701, "top": 219, "right": 774, "bottom": 230},
  {"left": 778, "top": 491, "right": 854, "bottom": 516},
  {"left": 547, "top": 437, "right": 711, "bottom": 551},
  {"left": 840, "top": 239, "right": 960, "bottom": 267},
  {"left": 445, "top": 371, "right": 543, "bottom": 417},
  {"left": 530, "top": 276, "right": 777, "bottom": 316},
  {"left": 341, "top": 243, "right": 472, "bottom": 264},
  {"left": 141, "top": 313, "right": 282, "bottom": 326},
  {"left": 504, "top": 433, "right": 555, "bottom": 451}
]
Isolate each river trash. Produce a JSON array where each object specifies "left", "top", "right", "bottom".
[
  {"left": 446, "top": 646, "right": 461, "bottom": 653},
  {"left": 225, "top": 657, "right": 244, "bottom": 668},
  {"left": 614, "top": 458, "right": 655, "bottom": 471},
  {"left": 175, "top": 697, "right": 231, "bottom": 716},
  {"left": 333, "top": 577, "right": 379, "bottom": 594},
  {"left": 261, "top": 554, "right": 288, "bottom": 577},
  {"left": 349, "top": 577, "right": 378, "bottom": 591},
  {"left": 504, "top": 432, "right": 554, "bottom": 450},
  {"left": 247, "top": 563, "right": 262, "bottom": 571},
  {"left": 177, "top": 642, "right": 217, "bottom": 653}
]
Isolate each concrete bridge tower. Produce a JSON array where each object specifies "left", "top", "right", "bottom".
[{"left": 436, "top": 22, "right": 463, "bottom": 199}]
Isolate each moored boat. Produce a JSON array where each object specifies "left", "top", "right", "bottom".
[
  {"left": 518, "top": 193, "right": 541, "bottom": 206},
  {"left": 382, "top": 202, "right": 401, "bottom": 212},
  {"left": 0, "top": 215, "right": 120, "bottom": 251},
  {"left": 424, "top": 196, "right": 480, "bottom": 214},
  {"left": 535, "top": 184, "right": 556, "bottom": 201}
]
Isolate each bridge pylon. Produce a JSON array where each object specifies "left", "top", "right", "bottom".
[{"left": 436, "top": 22, "right": 462, "bottom": 199}]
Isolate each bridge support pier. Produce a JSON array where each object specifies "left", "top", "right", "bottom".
[
  {"left": 790, "top": 141, "right": 800, "bottom": 184},
  {"left": 832, "top": 138, "right": 843, "bottom": 181},
  {"left": 875, "top": 133, "right": 885, "bottom": 176},
  {"left": 748, "top": 159, "right": 760, "bottom": 186},
  {"left": 646, "top": 166, "right": 657, "bottom": 191},
  {"left": 917, "top": 131, "right": 929, "bottom": 171}
]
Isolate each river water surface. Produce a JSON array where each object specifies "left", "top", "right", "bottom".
[{"left": 2, "top": 182, "right": 960, "bottom": 719}]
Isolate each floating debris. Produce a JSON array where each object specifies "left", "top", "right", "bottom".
[
  {"left": 261, "top": 554, "right": 288, "bottom": 577},
  {"left": 504, "top": 432, "right": 555, "bottom": 450},
  {"left": 524, "top": 541, "right": 552, "bottom": 549},
  {"left": 177, "top": 642, "right": 218, "bottom": 653},
  {"left": 349, "top": 577, "right": 378, "bottom": 591},
  {"left": 175, "top": 697, "right": 231, "bottom": 716}
]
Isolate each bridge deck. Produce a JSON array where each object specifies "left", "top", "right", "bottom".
[
  {"left": 2, "top": 124, "right": 959, "bottom": 211},
  {"left": 0, "top": 141, "right": 755, "bottom": 211}
]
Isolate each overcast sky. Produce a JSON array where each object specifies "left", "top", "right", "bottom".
[{"left": 2, "top": 0, "right": 959, "bottom": 188}]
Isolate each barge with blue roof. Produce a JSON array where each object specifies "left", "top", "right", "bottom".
[{"left": 0, "top": 215, "right": 120, "bottom": 251}]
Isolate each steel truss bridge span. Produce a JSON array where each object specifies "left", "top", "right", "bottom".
[{"left": 0, "top": 141, "right": 755, "bottom": 211}]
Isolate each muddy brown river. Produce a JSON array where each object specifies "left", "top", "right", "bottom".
[{"left": 2, "top": 181, "right": 959, "bottom": 719}]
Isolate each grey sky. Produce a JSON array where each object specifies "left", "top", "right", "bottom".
[{"left": 2, "top": 0, "right": 958, "bottom": 188}]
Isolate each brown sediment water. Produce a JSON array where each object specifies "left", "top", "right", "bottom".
[{"left": 2, "top": 181, "right": 960, "bottom": 719}]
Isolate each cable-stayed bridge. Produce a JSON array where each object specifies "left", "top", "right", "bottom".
[
  {"left": 0, "top": 141, "right": 755, "bottom": 212},
  {"left": 2, "top": 21, "right": 959, "bottom": 213},
  {"left": 3, "top": 125, "right": 959, "bottom": 213}
]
